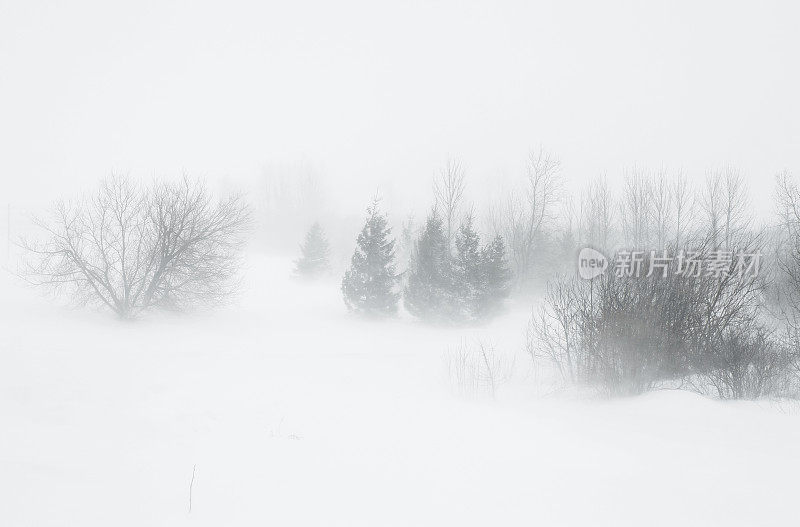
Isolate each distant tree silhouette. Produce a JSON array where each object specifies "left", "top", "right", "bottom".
[{"left": 294, "top": 222, "right": 330, "bottom": 278}]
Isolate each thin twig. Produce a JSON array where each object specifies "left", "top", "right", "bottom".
[{"left": 188, "top": 464, "right": 197, "bottom": 514}]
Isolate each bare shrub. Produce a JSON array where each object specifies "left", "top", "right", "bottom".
[
  {"left": 21, "top": 176, "right": 250, "bottom": 318},
  {"left": 527, "top": 278, "right": 582, "bottom": 386},
  {"left": 530, "top": 270, "right": 695, "bottom": 396},
  {"left": 527, "top": 232, "right": 793, "bottom": 398},
  {"left": 699, "top": 325, "right": 797, "bottom": 400},
  {"left": 444, "top": 340, "right": 515, "bottom": 399}
]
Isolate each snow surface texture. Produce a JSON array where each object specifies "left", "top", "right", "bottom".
[{"left": 1, "top": 254, "right": 799, "bottom": 526}]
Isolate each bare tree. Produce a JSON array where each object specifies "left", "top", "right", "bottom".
[
  {"left": 525, "top": 148, "right": 562, "bottom": 249},
  {"left": 22, "top": 176, "right": 250, "bottom": 318},
  {"left": 433, "top": 159, "right": 466, "bottom": 250},
  {"left": 650, "top": 169, "right": 673, "bottom": 249},
  {"left": 700, "top": 168, "right": 749, "bottom": 250},
  {"left": 582, "top": 170, "right": 689, "bottom": 251},
  {"left": 579, "top": 176, "right": 614, "bottom": 250},
  {"left": 671, "top": 171, "right": 694, "bottom": 248},
  {"left": 699, "top": 171, "right": 724, "bottom": 249},
  {"left": 527, "top": 277, "right": 581, "bottom": 385},
  {"left": 774, "top": 171, "right": 800, "bottom": 332},
  {"left": 489, "top": 147, "right": 562, "bottom": 286},
  {"left": 776, "top": 171, "right": 800, "bottom": 230},
  {"left": 722, "top": 168, "right": 750, "bottom": 250},
  {"left": 619, "top": 169, "right": 653, "bottom": 248},
  {"left": 561, "top": 194, "right": 577, "bottom": 242}
]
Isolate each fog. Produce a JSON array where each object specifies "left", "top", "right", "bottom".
[
  {"left": 2, "top": 0, "right": 798, "bottom": 215},
  {"left": 3, "top": 2, "right": 800, "bottom": 526}
]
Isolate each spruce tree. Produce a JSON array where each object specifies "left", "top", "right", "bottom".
[
  {"left": 341, "top": 200, "right": 399, "bottom": 315},
  {"left": 477, "top": 235, "right": 512, "bottom": 316},
  {"left": 404, "top": 209, "right": 457, "bottom": 321},
  {"left": 294, "top": 222, "right": 331, "bottom": 278},
  {"left": 453, "top": 214, "right": 484, "bottom": 318},
  {"left": 398, "top": 214, "right": 417, "bottom": 270}
]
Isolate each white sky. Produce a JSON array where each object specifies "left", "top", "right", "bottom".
[{"left": 1, "top": 0, "right": 798, "bottom": 215}]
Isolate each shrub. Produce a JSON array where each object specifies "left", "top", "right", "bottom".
[{"left": 23, "top": 176, "right": 250, "bottom": 318}]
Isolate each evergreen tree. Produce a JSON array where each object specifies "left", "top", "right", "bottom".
[
  {"left": 341, "top": 200, "right": 399, "bottom": 315},
  {"left": 294, "top": 222, "right": 331, "bottom": 278},
  {"left": 453, "top": 214, "right": 483, "bottom": 317},
  {"left": 404, "top": 209, "right": 457, "bottom": 321},
  {"left": 477, "top": 235, "right": 512, "bottom": 316},
  {"left": 398, "top": 214, "right": 417, "bottom": 271},
  {"left": 405, "top": 212, "right": 512, "bottom": 323}
]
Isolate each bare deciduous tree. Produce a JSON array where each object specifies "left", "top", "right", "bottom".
[
  {"left": 433, "top": 159, "right": 466, "bottom": 250},
  {"left": 651, "top": 169, "right": 673, "bottom": 249},
  {"left": 722, "top": 168, "right": 750, "bottom": 250},
  {"left": 22, "top": 176, "right": 250, "bottom": 318},
  {"left": 699, "top": 171, "right": 723, "bottom": 249},
  {"left": 700, "top": 168, "right": 750, "bottom": 250},
  {"left": 579, "top": 175, "right": 614, "bottom": 250},
  {"left": 671, "top": 171, "right": 694, "bottom": 248},
  {"left": 489, "top": 147, "right": 562, "bottom": 286},
  {"left": 774, "top": 171, "right": 800, "bottom": 331},
  {"left": 619, "top": 169, "right": 653, "bottom": 248},
  {"left": 527, "top": 277, "right": 581, "bottom": 385}
]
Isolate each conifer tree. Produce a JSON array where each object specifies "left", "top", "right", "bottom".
[
  {"left": 453, "top": 214, "right": 483, "bottom": 316},
  {"left": 398, "top": 214, "right": 417, "bottom": 271},
  {"left": 294, "top": 222, "right": 331, "bottom": 278},
  {"left": 404, "top": 209, "right": 457, "bottom": 320},
  {"left": 477, "top": 235, "right": 512, "bottom": 316},
  {"left": 341, "top": 200, "right": 399, "bottom": 315},
  {"left": 405, "top": 212, "right": 512, "bottom": 323}
]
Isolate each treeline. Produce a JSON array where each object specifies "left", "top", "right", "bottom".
[
  {"left": 295, "top": 159, "right": 515, "bottom": 324},
  {"left": 295, "top": 198, "right": 512, "bottom": 324},
  {"left": 524, "top": 167, "right": 800, "bottom": 399},
  {"left": 334, "top": 202, "right": 511, "bottom": 323},
  {"left": 293, "top": 152, "right": 800, "bottom": 399}
]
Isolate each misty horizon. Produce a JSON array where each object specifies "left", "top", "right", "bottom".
[{"left": 2, "top": 0, "right": 798, "bottom": 217}]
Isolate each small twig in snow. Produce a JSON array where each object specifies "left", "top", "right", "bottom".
[{"left": 188, "top": 464, "right": 197, "bottom": 514}]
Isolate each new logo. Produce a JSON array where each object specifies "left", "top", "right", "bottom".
[{"left": 577, "top": 247, "right": 608, "bottom": 280}]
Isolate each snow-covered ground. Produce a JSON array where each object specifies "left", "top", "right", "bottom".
[{"left": 2, "top": 254, "right": 799, "bottom": 526}]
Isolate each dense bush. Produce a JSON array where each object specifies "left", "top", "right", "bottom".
[{"left": 528, "top": 240, "right": 797, "bottom": 398}]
